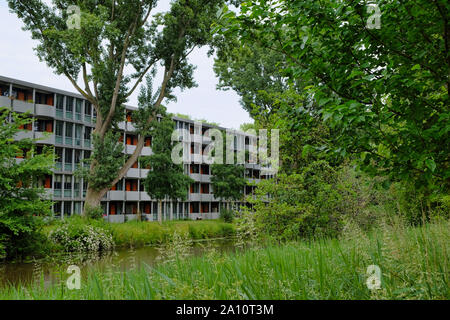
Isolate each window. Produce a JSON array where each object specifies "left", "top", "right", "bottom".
[
  {"left": 54, "top": 175, "right": 62, "bottom": 190},
  {"left": 65, "top": 149, "right": 73, "bottom": 171},
  {"left": 190, "top": 164, "right": 199, "bottom": 174},
  {"left": 55, "top": 121, "right": 63, "bottom": 136},
  {"left": 74, "top": 150, "right": 82, "bottom": 167},
  {"left": 66, "top": 97, "right": 74, "bottom": 112},
  {"left": 54, "top": 202, "right": 62, "bottom": 216},
  {"left": 84, "top": 101, "right": 91, "bottom": 116},
  {"left": 75, "top": 124, "right": 82, "bottom": 146},
  {"left": 56, "top": 94, "right": 64, "bottom": 110},
  {"left": 75, "top": 99, "right": 82, "bottom": 114},
  {"left": 190, "top": 183, "right": 200, "bottom": 194},
  {"left": 64, "top": 175, "right": 72, "bottom": 190},
  {"left": 65, "top": 122, "right": 73, "bottom": 137},
  {"left": 84, "top": 127, "right": 91, "bottom": 140},
  {"left": 201, "top": 183, "right": 209, "bottom": 194},
  {"left": 63, "top": 202, "right": 71, "bottom": 216},
  {"left": 55, "top": 148, "right": 63, "bottom": 167},
  {"left": 74, "top": 177, "right": 80, "bottom": 197}
]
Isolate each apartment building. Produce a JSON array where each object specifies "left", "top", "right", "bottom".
[{"left": 0, "top": 75, "right": 273, "bottom": 222}]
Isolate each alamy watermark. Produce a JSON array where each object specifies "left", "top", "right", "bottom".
[{"left": 66, "top": 265, "right": 81, "bottom": 290}]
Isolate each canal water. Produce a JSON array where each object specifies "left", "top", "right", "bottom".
[{"left": 0, "top": 239, "right": 237, "bottom": 288}]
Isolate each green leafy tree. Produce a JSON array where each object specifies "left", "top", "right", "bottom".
[
  {"left": 213, "top": 38, "right": 338, "bottom": 174},
  {"left": 142, "top": 108, "right": 193, "bottom": 224},
  {"left": 217, "top": 0, "right": 450, "bottom": 192},
  {"left": 8, "top": 0, "right": 231, "bottom": 214},
  {"left": 211, "top": 163, "right": 247, "bottom": 211},
  {"left": 0, "top": 108, "right": 54, "bottom": 259}
]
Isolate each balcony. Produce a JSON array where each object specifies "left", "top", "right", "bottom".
[
  {"left": 191, "top": 154, "right": 202, "bottom": 164},
  {"left": 141, "top": 169, "right": 150, "bottom": 177},
  {"left": 201, "top": 175, "right": 211, "bottom": 183},
  {"left": 118, "top": 121, "right": 126, "bottom": 130},
  {"left": 201, "top": 194, "right": 213, "bottom": 202},
  {"left": 65, "top": 137, "right": 73, "bottom": 146},
  {"left": 84, "top": 115, "right": 91, "bottom": 123},
  {"left": 141, "top": 146, "right": 152, "bottom": 156},
  {"left": 190, "top": 173, "right": 201, "bottom": 181},
  {"left": 0, "top": 96, "right": 12, "bottom": 108},
  {"left": 35, "top": 132, "right": 55, "bottom": 145},
  {"left": 127, "top": 122, "right": 136, "bottom": 132},
  {"left": 189, "top": 193, "right": 201, "bottom": 201},
  {"left": 140, "top": 192, "right": 151, "bottom": 201},
  {"left": 35, "top": 103, "right": 55, "bottom": 118},
  {"left": 13, "top": 99, "right": 34, "bottom": 113},
  {"left": 126, "top": 168, "right": 140, "bottom": 178},
  {"left": 191, "top": 134, "right": 202, "bottom": 143},
  {"left": 126, "top": 191, "right": 140, "bottom": 201},
  {"left": 84, "top": 139, "right": 91, "bottom": 148},
  {"left": 56, "top": 109, "right": 64, "bottom": 118},
  {"left": 14, "top": 130, "right": 33, "bottom": 141},
  {"left": 109, "top": 190, "right": 125, "bottom": 201},
  {"left": 125, "top": 145, "right": 136, "bottom": 154}
]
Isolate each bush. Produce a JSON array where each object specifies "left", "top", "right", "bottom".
[
  {"left": 84, "top": 205, "right": 104, "bottom": 220},
  {"left": 219, "top": 209, "right": 234, "bottom": 223},
  {"left": 49, "top": 221, "right": 114, "bottom": 253}
]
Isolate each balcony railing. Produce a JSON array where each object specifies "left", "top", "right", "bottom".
[{"left": 65, "top": 112, "right": 73, "bottom": 120}]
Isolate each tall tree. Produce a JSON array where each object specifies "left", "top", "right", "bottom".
[
  {"left": 7, "top": 0, "right": 229, "bottom": 214},
  {"left": 211, "top": 163, "right": 247, "bottom": 211},
  {"left": 141, "top": 98, "right": 193, "bottom": 223},
  {"left": 217, "top": 0, "right": 450, "bottom": 191},
  {"left": 0, "top": 108, "right": 54, "bottom": 259}
]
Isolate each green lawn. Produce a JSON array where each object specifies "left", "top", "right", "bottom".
[{"left": 4, "top": 219, "right": 448, "bottom": 299}]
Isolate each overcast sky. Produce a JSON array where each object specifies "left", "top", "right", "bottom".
[{"left": 0, "top": 1, "right": 251, "bottom": 129}]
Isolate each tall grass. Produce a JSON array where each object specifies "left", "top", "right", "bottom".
[
  {"left": 44, "top": 217, "right": 235, "bottom": 248},
  {"left": 2, "top": 219, "right": 448, "bottom": 300}
]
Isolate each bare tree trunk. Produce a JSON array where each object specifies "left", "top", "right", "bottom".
[{"left": 158, "top": 200, "right": 162, "bottom": 224}]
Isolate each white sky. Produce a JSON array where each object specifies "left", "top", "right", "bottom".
[{"left": 0, "top": 0, "right": 251, "bottom": 129}]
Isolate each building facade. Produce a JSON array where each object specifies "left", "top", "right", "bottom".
[{"left": 1, "top": 75, "right": 272, "bottom": 222}]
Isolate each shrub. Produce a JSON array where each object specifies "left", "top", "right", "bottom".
[
  {"left": 219, "top": 209, "right": 234, "bottom": 223},
  {"left": 84, "top": 205, "right": 104, "bottom": 220},
  {"left": 49, "top": 222, "right": 114, "bottom": 253}
]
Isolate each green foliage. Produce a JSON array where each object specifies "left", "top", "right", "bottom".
[
  {"left": 217, "top": 0, "right": 450, "bottom": 191},
  {"left": 0, "top": 109, "right": 54, "bottom": 260},
  {"left": 246, "top": 161, "right": 345, "bottom": 240},
  {"left": 76, "top": 131, "right": 124, "bottom": 191},
  {"left": 84, "top": 205, "right": 104, "bottom": 220},
  {"left": 2, "top": 220, "right": 448, "bottom": 299},
  {"left": 219, "top": 208, "right": 234, "bottom": 223},
  {"left": 49, "top": 221, "right": 114, "bottom": 253},
  {"left": 210, "top": 164, "right": 247, "bottom": 202},
  {"left": 143, "top": 113, "right": 193, "bottom": 202},
  {"left": 44, "top": 218, "right": 235, "bottom": 248}
]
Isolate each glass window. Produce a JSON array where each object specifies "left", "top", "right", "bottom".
[
  {"left": 75, "top": 99, "right": 82, "bottom": 114},
  {"left": 65, "top": 149, "right": 73, "bottom": 164},
  {"left": 84, "top": 101, "right": 91, "bottom": 115},
  {"left": 55, "top": 121, "right": 63, "bottom": 136},
  {"left": 74, "top": 150, "right": 82, "bottom": 165},
  {"left": 84, "top": 127, "right": 91, "bottom": 140},
  {"left": 56, "top": 94, "right": 64, "bottom": 110},
  {"left": 55, "top": 148, "right": 63, "bottom": 163},
  {"left": 54, "top": 175, "right": 62, "bottom": 189},
  {"left": 65, "top": 123, "right": 73, "bottom": 138},
  {"left": 66, "top": 97, "right": 74, "bottom": 112},
  {"left": 64, "top": 175, "right": 72, "bottom": 190}
]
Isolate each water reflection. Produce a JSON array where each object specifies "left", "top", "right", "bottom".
[{"left": 0, "top": 239, "right": 237, "bottom": 288}]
